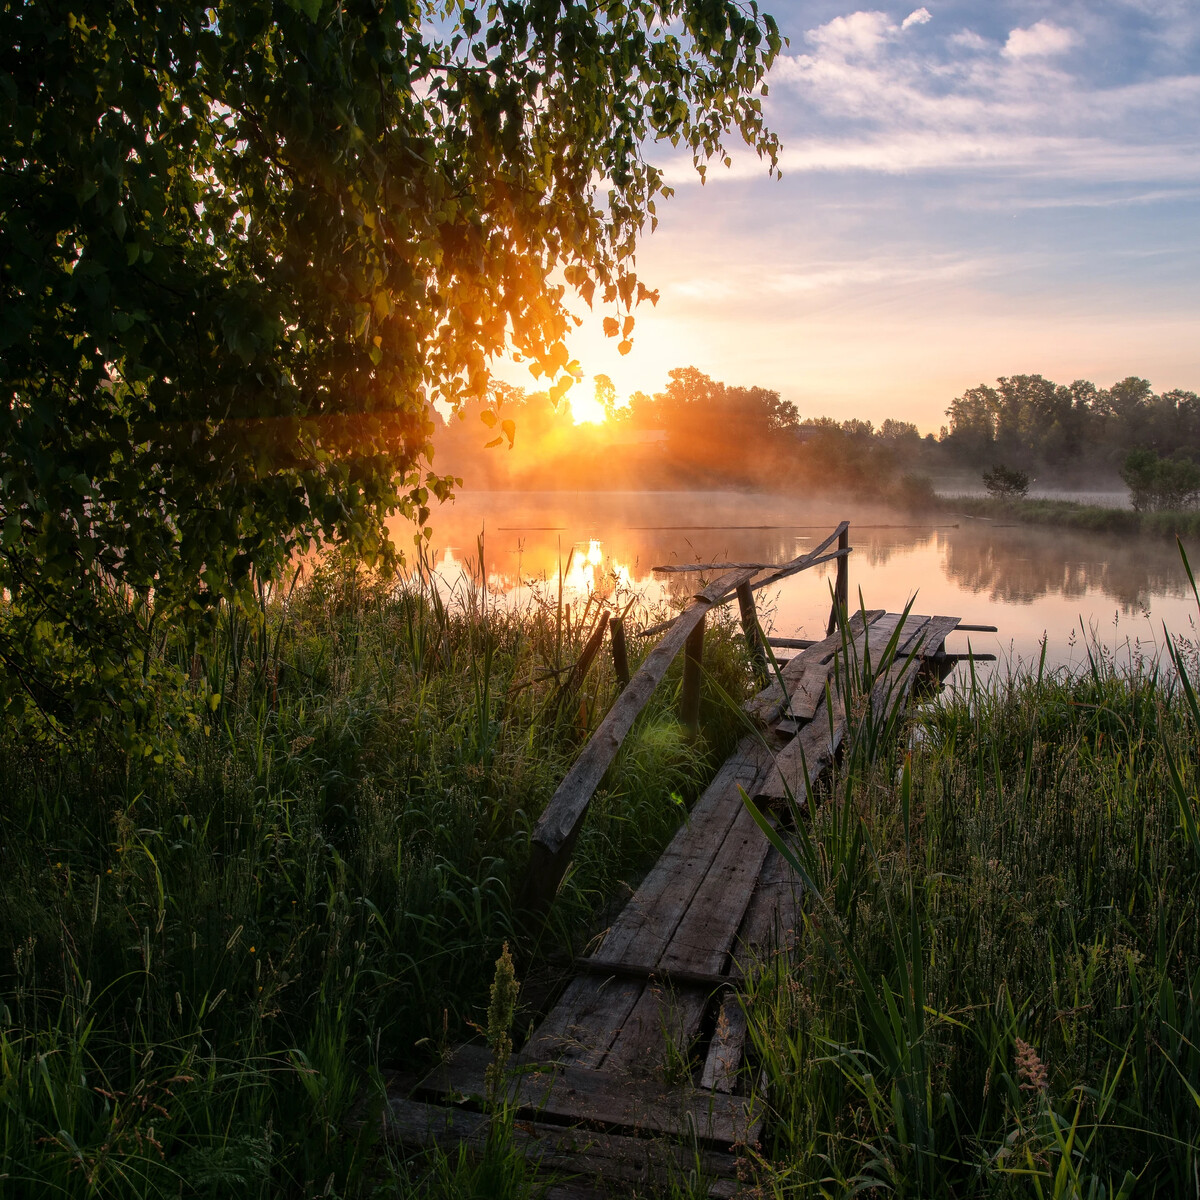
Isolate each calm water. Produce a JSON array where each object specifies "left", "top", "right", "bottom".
[{"left": 394, "top": 491, "right": 1200, "bottom": 679}]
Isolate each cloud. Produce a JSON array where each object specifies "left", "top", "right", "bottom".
[
  {"left": 761, "top": 7, "right": 1200, "bottom": 188},
  {"left": 901, "top": 7, "right": 932, "bottom": 31},
  {"left": 949, "top": 29, "right": 989, "bottom": 52},
  {"left": 806, "top": 10, "right": 895, "bottom": 58},
  {"left": 1004, "top": 20, "right": 1076, "bottom": 58}
]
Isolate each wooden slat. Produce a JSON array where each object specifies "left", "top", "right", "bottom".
[
  {"left": 700, "top": 998, "right": 749, "bottom": 1094},
  {"left": 525, "top": 973, "right": 646, "bottom": 1067},
  {"left": 744, "top": 609, "right": 884, "bottom": 725},
  {"left": 384, "top": 1093, "right": 739, "bottom": 1196},
  {"left": 658, "top": 803, "right": 775, "bottom": 978},
  {"left": 603, "top": 802, "right": 776, "bottom": 1074},
  {"left": 592, "top": 739, "right": 774, "bottom": 968},
  {"left": 651, "top": 520, "right": 847, "bottom": 579},
  {"left": 520, "top": 567, "right": 756, "bottom": 915},
  {"left": 755, "top": 711, "right": 844, "bottom": 804},
  {"left": 529, "top": 740, "right": 771, "bottom": 1065},
  {"left": 419, "top": 1045, "right": 762, "bottom": 1145}
]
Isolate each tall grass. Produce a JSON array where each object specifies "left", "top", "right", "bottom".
[
  {"left": 743, "top": 552, "right": 1200, "bottom": 1196},
  {"left": 0, "top": 550, "right": 752, "bottom": 1198}
]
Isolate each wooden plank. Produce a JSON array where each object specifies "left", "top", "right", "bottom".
[
  {"left": 419, "top": 1044, "right": 762, "bottom": 1145},
  {"left": 912, "top": 615, "right": 962, "bottom": 657},
  {"left": 529, "top": 740, "right": 772, "bottom": 1065},
  {"left": 744, "top": 609, "right": 884, "bottom": 725},
  {"left": 593, "top": 738, "right": 774, "bottom": 967},
  {"left": 383, "top": 1093, "right": 739, "bottom": 1194},
  {"left": 765, "top": 636, "right": 816, "bottom": 650},
  {"left": 602, "top": 802, "right": 776, "bottom": 1075},
  {"left": 733, "top": 842, "right": 803, "bottom": 966},
  {"left": 520, "top": 567, "right": 756, "bottom": 915},
  {"left": 574, "top": 958, "right": 738, "bottom": 992},
  {"left": 736, "top": 581, "right": 767, "bottom": 681},
  {"left": 525, "top": 973, "right": 646, "bottom": 1067},
  {"left": 658, "top": 803, "right": 775, "bottom": 978},
  {"left": 826, "top": 524, "right": 850, "bottom": 634},
  {"left": 755, "top": 712, "right": 844, "bottom": 804},
  {"left": 651, "top": 520, "right": 847, "bottom": 579},
  {"left": 700, "top": 998, "right": 749, "bottom": 1094},
  {"left": 747, "top": 521, "right": 849, "bottom": 594}
]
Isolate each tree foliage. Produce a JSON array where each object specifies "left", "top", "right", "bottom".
[
  {"left": 1120, "top": 450, "right": 1200, "bottom": 513},
  {"left": 0, "top": 0, "right": 781, "bottom": 740},
  {"left": 981, "top": 464, "right": 1030, "bottom": 500}
]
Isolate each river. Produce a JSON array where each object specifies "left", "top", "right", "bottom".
[{"left": 394, "top": 491, "right": 1200, "bottom": 680}]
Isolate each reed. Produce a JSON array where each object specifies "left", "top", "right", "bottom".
[
  {"left": 0, "top": 549, "right": 751, "bottom": 1198},
  {"left": 739, "top": 547, "right": 1200, "bottom": 1196}
]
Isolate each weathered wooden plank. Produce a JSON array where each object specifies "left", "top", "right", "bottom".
[
  {"left": 733, "top": 842, "right": 803, "bottom": 967},
  {"left": 700, "top": 998, "right": 749, "bottom": 1094},
  {"left": 744, "top": 609, "right": 884, "bottom": 725},
  {"left": 912, "top": 615, "right": 962, "bottom": 657},
  {"left": 383, "top": 1093, "right": 739, "bottom": 1195},
  {"left": 420, "top": 1044, "right": 762, "bottom": 1145},
  {"left": 651, "top": 520, "right": 847, "bottom": 579},
  {"left": 574, "top": 958, "right": 738, "bottom": 992},
  {"left": 602, "top": 802, "right": 775, "bottom": 1075},
  {"left": 529, "top": 740, "right": 771, "bottom": 1066},
  {"left": 658, "top": 803, "right": 775, "bottom": 978},
  {"left": 525, "top": 973, "right": 646, "bottom": 1067},
  {"left": 593, "top": 738, "right": 774, "bottom": 967},
  {"left": 600, "top": 985, "right": 711, "bottom": 1077},
  {"left": 521, "top": 567, "right": 756, "bottom": 916},
  {"left": 765, "top": 636, "right": 816, "bottom": 650},
  {"left": 747, "top": 521, "right": 850, "bottom": 595},
  {"left": 737, "top": 582, "right": 767, "bottom": 681},
  {"left": 755, "top": 713, "right": 844, "bottom": 804}
]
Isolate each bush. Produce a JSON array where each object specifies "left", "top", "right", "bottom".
[
  {"left": 1120, "top": 448, "right": 1200, "bottom": 511},
  {"left": 981, "top": 464, "right": 1030, "bottom": 499}
]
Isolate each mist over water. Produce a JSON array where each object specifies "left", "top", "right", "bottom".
[{"left": 394, "top": 491, "right": 1200, "bottom": 679}]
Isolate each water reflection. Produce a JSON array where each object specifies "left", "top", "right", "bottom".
[{"left": 394, "top": 491, "right": 1198, "bottom": 673}]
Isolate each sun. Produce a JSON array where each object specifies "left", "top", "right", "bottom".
[{"left": 567, "top": 392, "right": 608, "bottom": 425}]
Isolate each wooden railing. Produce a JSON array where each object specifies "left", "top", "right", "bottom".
[{"left": 517, "top": 522, "right": 852, "bottom": 918}]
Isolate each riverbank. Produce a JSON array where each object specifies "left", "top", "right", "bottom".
[
  {"left": 2, "top": 557, "right": 1199, "bottom": 1196},
  {"left": 939, "top": 492, "right": 1200, "bottom": 537}
]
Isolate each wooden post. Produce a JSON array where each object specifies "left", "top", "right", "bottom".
[
  {"left": 680, "top": 613, "right": 705, "bottom": 733},
  {"left": 826, "top": 524, "right": 850, "bottom": 635},
  {"left": 610, "top": 616, "right": 630, "bottom": 688},
  {"left": 736, "top": 581, "right": 767, "bottom": 682}
]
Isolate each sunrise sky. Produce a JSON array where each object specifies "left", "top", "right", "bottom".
[{"left": 509, "top": 1, "right": 1200, "bottom": 432}]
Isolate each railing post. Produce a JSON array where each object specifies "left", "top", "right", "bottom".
[
  {"left": 609, "top": 616, "right": 630, "bottom": 688},
  {"left": 736, "top": 581, "right": 767, "bottom": 683},
  {"left": 826, "top": 524, "right": 850, "bottom": 635},
  {"left": 680, "top": 613, "right": 705, "bottom": 733}
]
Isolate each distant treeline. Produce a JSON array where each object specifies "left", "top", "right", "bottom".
[{"left": 434, "top": 367, "right": 1200, "bottom": 500}]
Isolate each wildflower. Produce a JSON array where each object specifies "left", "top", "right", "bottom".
[{"left": 1014, "top": 1037, "right": 1048, "bottom": 1093}]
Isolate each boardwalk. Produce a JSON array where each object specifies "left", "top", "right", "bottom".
[{"left": 385, "top": 526, "right": 991, "bottom": 1197}]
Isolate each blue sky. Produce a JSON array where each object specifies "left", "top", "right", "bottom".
[{"left": 546, "top": 1, "right": 1200, "bottom": 430}]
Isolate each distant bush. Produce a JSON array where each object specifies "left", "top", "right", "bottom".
[
  {"left": 891, "top": 471, "right": 938, "bottom": 511},
  {"left": 981, "top": 464, "right": 1030, "bottom": 499},
  {"left": 1120, "top": 448, "right": 1200, "bottom": 512}
]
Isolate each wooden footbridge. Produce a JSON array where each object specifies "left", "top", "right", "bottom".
[{"left": 385, "top": 523, "right": 995, "bottom": 1196}]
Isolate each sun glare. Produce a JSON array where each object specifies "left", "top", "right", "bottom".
[{"left": 567, "top": 392, "right": 608, "bottom": 425}]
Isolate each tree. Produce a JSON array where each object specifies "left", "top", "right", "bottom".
[
  {"left": 1120, "top": 449, "right": 1200, "bottom": 512},
  {"left": 982, "top": 464, "right": 1030, "bottom": 500},
  {"left": 0, "top": 0, "right": 781, "bottom": 740}
]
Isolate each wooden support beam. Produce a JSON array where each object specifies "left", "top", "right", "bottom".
[
  {"left": 519, "top": 567, "right": 756, "bottom": 919},
  {"left": 826, "top": 524, "right": 850, "bottom": 636},
  {"left": 954, "top": 624, "right": 999, "bottom": 633},
  {"left": 765, "top": 636, "right": 816, "bottom": 650},
  {"left": 680, "top": 614, "right": 706, "bottom": 733},
  {"left": 609, "top": 616, "right": 630, "bottom": 688},
  {"left": 736, "top": 582, "right": 767, "bottom": 681},
  {"left": 556, "top": 611, "right": 609, "bottom": 709}
]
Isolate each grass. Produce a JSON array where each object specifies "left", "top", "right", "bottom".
[
  {"left": 4, "top": 543, "right": 1200, "bottom": 1197},
  {"left": 740, "top": 560, "right": 1200, "bottom": 1196},
  {"left": 944, "top": 494, "right": 1200, "bottom": 538},
  {"left": 0, "top": 549, "right": 751, "bottom": 1198}
]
